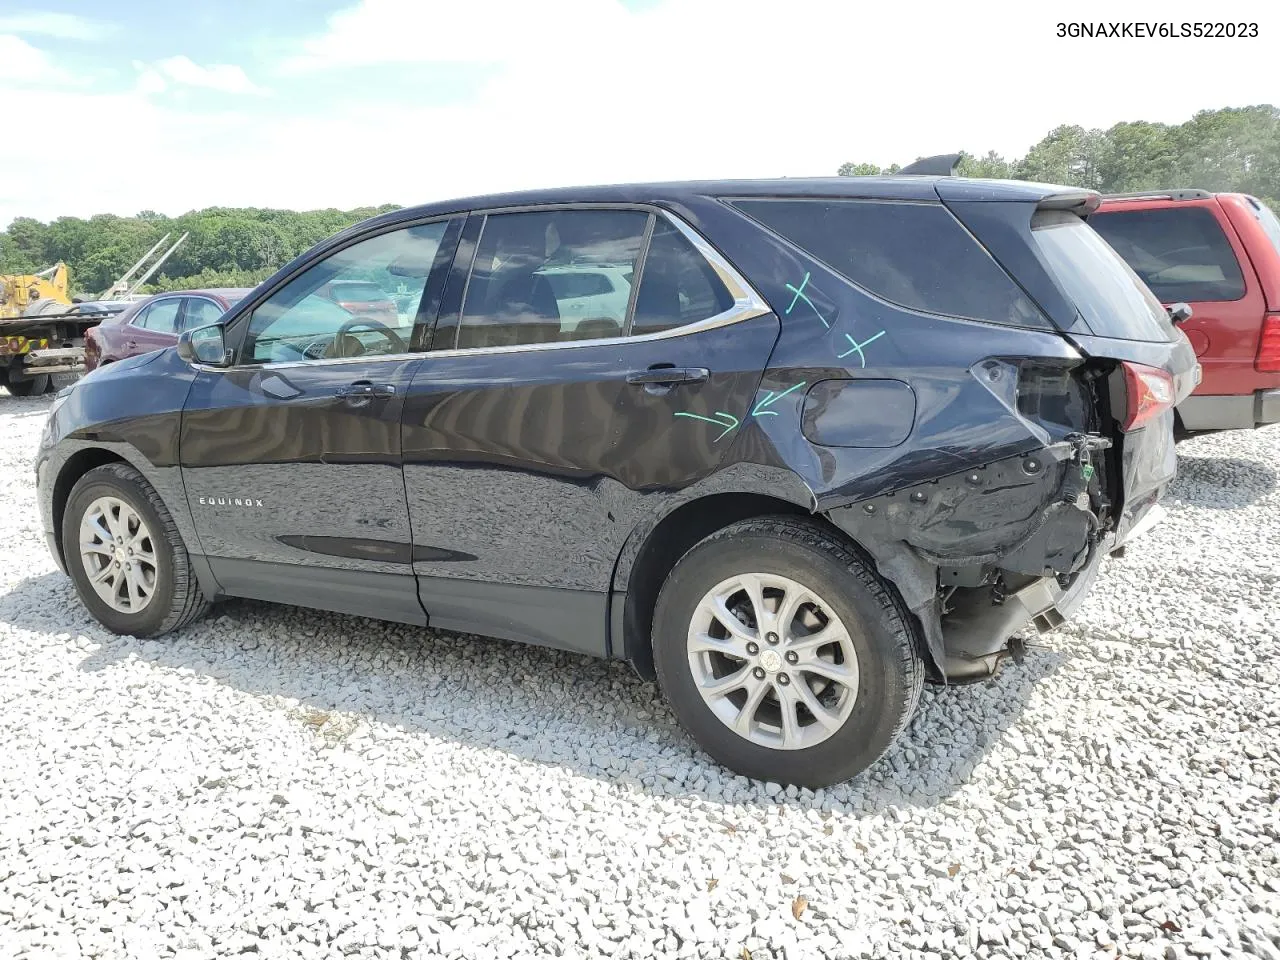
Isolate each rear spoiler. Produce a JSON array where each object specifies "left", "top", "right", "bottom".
[
  {"left": 898, "top": 153, "right": 1101, "bottom": 214},
  {"left": 898, "top": 153, "right": 962, "bottom": 176},
  {"left": 1036, "top": 191, "right": 1100, "bottom": 216}
]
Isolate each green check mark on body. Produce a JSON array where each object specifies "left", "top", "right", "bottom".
[
  {"left": 674, "top": 381, "right": 807, "bottom": 442},
  {"left": 674, "top": 410, "right": 740, "bottom": 442},
  {"left": 751, "top": 380, "right": 807, "bottom": 417}
]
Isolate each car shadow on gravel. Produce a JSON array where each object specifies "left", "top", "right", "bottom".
[
  {"left": 1170, "top": 455, "right": 1277, "bottom": 509},
  {"left": 1, "top": 569, "right": 1067, "bottom": 814}
]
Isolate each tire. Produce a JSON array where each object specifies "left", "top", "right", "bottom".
[
  {"left": 652, "top": 517, "right": 924, "bottom": 788},
  {"left": 7, "top": 374, "right": 50, "bottom": 396},
  {"left": 21, "top": 298, "right": 67, "bottom": 317},
  {"left": 61, "top": 463, "right": 210, "bottom": 637}
]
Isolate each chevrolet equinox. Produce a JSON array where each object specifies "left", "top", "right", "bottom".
[{"left": 36, "top": 173, "right": 1197, "bottom": 786}]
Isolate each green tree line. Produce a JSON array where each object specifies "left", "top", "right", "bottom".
[
  {"left": 838, "top": 105, "right": 1280, "bottom": 207},
  {"left": 0, "top": 204, "right": 400, "bottom": 297}
]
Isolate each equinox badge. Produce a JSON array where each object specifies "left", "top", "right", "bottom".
[{"left": 197, "top": 496, "right": 265, "bottom": 508}]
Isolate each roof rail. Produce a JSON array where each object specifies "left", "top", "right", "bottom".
[
  {"left": 1102, "top": 189, "right": 1213, "bottom": 201},
  {"left": 897, "top": 153, "right": 962, "bottom": 177}
]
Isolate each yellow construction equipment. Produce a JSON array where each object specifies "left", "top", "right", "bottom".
[{"left": 0, "top": 263, "right": 73, "bottom": 319}]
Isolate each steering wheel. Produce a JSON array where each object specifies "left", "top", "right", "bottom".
[{"left": 332, "top": 317, "right": 408, "bottom": 358}]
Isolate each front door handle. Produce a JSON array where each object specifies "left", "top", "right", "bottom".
[
  {"left": 125, "top": 340, "right": 137, "bottom": 350},
  {"left": 625, "top": 366, "right": 710, "bottom": 386},
  {"left": 337, "top": 380, "right": 397, "bottom": 403}
]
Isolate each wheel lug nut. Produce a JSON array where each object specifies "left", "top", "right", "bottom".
[
  {"left": 785, "top": 651, "right": 799, "bottom": 665},
  {"left": 746, "top": 641, "right": 759, "bottom": 655},
  {"left": 766, "top": 632, "right": 779, "bottom": 645},
  {"left": 752, "top": 667, "right": 766, "bottom": 680},
  {"left": 777, "top": 673, "right": 790, "bottom": 685}
]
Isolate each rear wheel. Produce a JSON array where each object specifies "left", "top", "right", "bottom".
[
  {"left": 652, "top": 517, "right": 924, "bottom": 787},
  {"left": 7, "top": 374, "right": 50, "bottom": 396},
  {"left": 62, "top": 463, "right": 209, "bottom": 636}
]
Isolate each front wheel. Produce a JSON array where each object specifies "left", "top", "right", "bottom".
[
  {"left": 652, "top": 517, "right": 924, "bottom": 788},
  {"left": 62, "top": 463, "right": 210, "bottom": 636}
]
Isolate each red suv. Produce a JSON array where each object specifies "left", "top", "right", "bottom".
[{"left": 1091, "top": 191, "right": 1280, "bottom": 434}]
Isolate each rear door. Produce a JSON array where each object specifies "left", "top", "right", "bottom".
[
  {"left": 400, "top": 207, "right": 778, "bottom": 655},
  {"left": 127, "top": 296, "right": 184, "bottom": 355},
  {"left": 180, "top": 218, "right": 460, "bottom": 623},
  {"left": 1089, "top": 201, "right": 1266, "bottom": 408}
]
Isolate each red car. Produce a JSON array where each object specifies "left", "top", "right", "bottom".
[
  {"left": 1091, "top": 191, "right": 1280, "bottom": 435},
  {"left": 85, "top": 288, "right": 250, "bottom": 372},
  {"left": 315, "top": 280, "right": 397, "bottom": 324}
]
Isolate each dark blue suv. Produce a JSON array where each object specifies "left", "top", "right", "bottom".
[{"left": 36, "top": 174, "right": 1197, "bottom": 786}]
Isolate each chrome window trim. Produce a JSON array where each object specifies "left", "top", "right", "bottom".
[{"left": 187, "top": 208, "right": 771, "bottom": 373}]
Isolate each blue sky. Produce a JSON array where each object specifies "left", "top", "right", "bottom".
[{"left": 1, "top": 0, "right": 1276, "bottom": 227}]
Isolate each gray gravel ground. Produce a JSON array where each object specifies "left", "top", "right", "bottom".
[{"left": 1, "top": 393, "right": 1278, "bottom": 960}]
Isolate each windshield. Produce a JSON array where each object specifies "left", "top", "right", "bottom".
[{"left": 1033, "top": 211, "right": 1173, "bottom": 342}]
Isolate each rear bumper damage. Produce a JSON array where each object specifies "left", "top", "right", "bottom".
[{"left": 828, "top": 433, "right": 1132, "bottom": 682}]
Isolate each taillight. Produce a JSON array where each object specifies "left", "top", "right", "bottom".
[
  {"left": 1121, "top": 361, "right": 1175, "bottom": 431},
  {"left": 1257, "top": 313, "right": 1280, "bottom": 372}
]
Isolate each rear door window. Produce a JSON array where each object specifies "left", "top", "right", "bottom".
[
  {"left": 1032, "top": 211, "right": 1173, "bottom": 342},
  {"left": 135, "top": 299, "right": 181, "bottom": 334},
  {"left": 455, "top": 209, "right": 647, "bottom": 348},
  {"left": 630, "top": 219, "right": 734, "bottom": 336},
  {"left": 183, "top": 298, "right": 228, "bottom": 329},
  {"left": 730, "top": 198, "right": 1048, "bottom": 328},
  {"left": 1088, "top": 206, "right": 1246, "bottom": 302}
]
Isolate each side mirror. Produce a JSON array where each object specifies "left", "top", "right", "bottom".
[
  {"left": 1168, "top": 302, "right": 1193, "bottom": 325},
  {"left": 177, "top": 323, "right": 229, "bottom": 366}
]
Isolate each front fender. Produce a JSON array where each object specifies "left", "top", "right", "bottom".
[{"left": 37, "top": 350, "right": 204, "bottom": 578}]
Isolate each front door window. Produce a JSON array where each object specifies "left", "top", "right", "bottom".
[{"left": 242, "top": 222, "right": 451, "bottom": 363}]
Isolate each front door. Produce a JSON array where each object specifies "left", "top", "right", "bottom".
[
  {"left": 400, "top": 208, "right": 779, "bottom": 653},
  {"left": 180, "top": 218, "right": 460, "bottom": 624}
]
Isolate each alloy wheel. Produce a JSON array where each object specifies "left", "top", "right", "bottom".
[
  {"left": 686, "top": 573, "right": 859, "bottom": 751},
  {"left": 78, "top": 496, "right": 159, "bottom": 614}
]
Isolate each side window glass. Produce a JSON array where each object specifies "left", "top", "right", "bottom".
[
  {"left": 184, "top": 299, "right": 227, "bottom": 329},
  {"left": 137, "top": 299, "right": 181, "bottom": 334},
  {"left": 456, "top": 209, "right": 647, "bottom": 349},
  {"left": 631, "top": 220, "right": 734, "bottom": 336},
  {"left": 1089, "top": 207, "right": 1246, "bottom": 302},
  {"left": 243, "top": 221, "right": 449, "bottom": 364}
]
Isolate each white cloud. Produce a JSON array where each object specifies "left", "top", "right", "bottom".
[
  {"left": 2, "top": 0, "right": 1278, "bottom": 228},
  {"left": 133, "top": 61, "right": 167, "bottom": 95},
  {"left": 0, "top": 34, "right": 73, "bottom": 86},
  {"left": 282, "top": 0, "right": 625, "bottom": 71},
  {"left": 0, "top": 11, "right": 114, "bottom": 41},
  {"left": 271, "top": 0, "right": 1280, "bottom": 188},
  {"left": 153, "top": 56, "right": 261, "bottom": 95}
]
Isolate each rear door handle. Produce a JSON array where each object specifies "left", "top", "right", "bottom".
[{"left": 625, "top": 366, "right": 710, "bottom": 386}]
